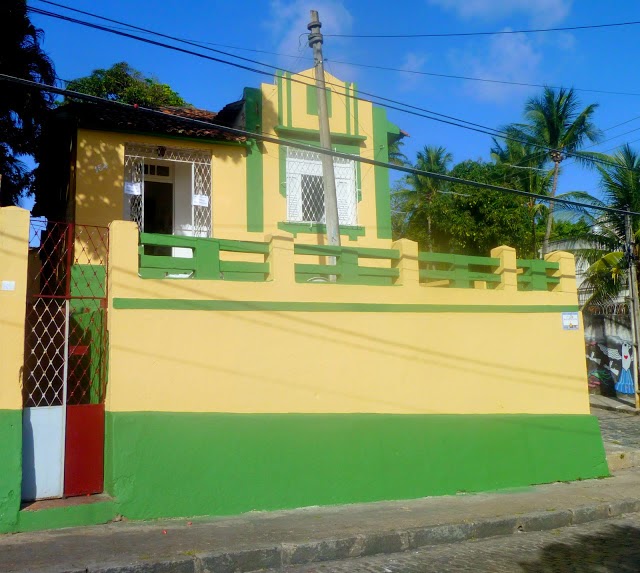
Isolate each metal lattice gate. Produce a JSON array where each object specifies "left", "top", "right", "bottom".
[{"left": 22, "top": 221, "right": 109, "bottom": 501}]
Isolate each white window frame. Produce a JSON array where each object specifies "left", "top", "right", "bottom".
[{"left": 285, "top": 147, "right": 357, "bottom": 226}]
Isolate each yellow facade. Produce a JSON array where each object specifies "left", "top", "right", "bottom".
[
  {"left": 106, "top": 221, "right": 589, "bottom": 416},
  {"left": 0, "top": 207, "right": 30, "bottom": 410}
]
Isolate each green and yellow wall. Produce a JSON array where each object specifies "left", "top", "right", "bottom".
[
  {"left": 0, "top": 208, "right": 29, "bottom": 533},
  {"left": 101, "top": 221, "right": 607, "bottom": 522}
]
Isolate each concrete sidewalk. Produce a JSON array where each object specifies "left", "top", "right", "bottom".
[{"left": 3, "top": 468, "right": 640, "bottom": 573}]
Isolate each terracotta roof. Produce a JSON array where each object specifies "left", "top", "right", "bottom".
[{"left": 58, "top": 101, "right": 246, "bottom": 142}]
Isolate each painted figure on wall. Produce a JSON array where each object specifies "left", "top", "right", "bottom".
[{"left": 598, "top": 341, "right": 635, "bottom": 395}]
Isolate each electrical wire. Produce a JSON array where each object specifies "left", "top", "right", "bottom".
[
  {"left": 26, "top": 4, "right": 640, "bottom": 176},
  {"left": 2, "top": 72, "right": 638, "bottom": 218},
  {"left": 35, "top": 0, "right": 640, "bottom": 99},
  {"left": 323, "top": 20, "right": 640, "bottom": 39}
]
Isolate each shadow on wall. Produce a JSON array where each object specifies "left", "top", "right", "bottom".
[{"left": 519, "top": 524, "right": 640, "bottom": 572}]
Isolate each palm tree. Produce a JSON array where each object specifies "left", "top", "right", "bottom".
[
  {"left": 507, "top": 87, "right": 602, "bottom": 255},
  {"left": 393, "top": 145, "right": 452, "bottom": 250},
  {"left": 581, "top": 145, "right": 640, "bottom": 305},
  {"left": 0, "top": 0, "right": 55, "bottom": 206},
  {"left": 491, "top": 138, "right": 551, "bottom": 258}
]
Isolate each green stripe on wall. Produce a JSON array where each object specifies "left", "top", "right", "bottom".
[
  {"left": 286, "top": 72, "right": 293, "bottom": 127},
  {"left": 104, "top": 412, "right": 607, "bottom": 521},
  {"left": 372, "top": 106, "right": 392, "bottom": 239},
  {"left": 0, "top": 410, "right": 22, "bottom": 533},
  {"left": 113, "top": 298, "right": 579, "bottom": 313},
  {"left": 244, "top": 87, "right": 264, "bottom": 232}
]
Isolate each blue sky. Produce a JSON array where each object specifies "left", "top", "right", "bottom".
[{"left": 27, "top": 0, "right": 640, "bottom": 205}]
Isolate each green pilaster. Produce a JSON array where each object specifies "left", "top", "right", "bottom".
[
  {"left": 372, "top": 106, "right": 392, "bottom": 239},
  {"left": 0, "top": 410, "right": 22, "bottom": 533},
  {"left": 244, "top": 87, "right": 264, "bottom": 232}
]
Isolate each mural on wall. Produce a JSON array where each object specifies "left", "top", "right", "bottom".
[
  {"left": 599, "top": 340, "right": 634, "bottom": 395},
  {"left": 586, "top": 337, "right": 634, "bottom": 396}
]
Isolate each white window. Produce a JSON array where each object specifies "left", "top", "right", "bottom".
[{"left": 285, "top": 147, "right": 357, "bottom": 226}]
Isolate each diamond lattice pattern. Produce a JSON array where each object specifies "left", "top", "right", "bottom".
[
  {"left": 124, "top": 144, "right": 212, "bottom": 237},
  {"left": 286, "top": 147, "right": 357, "bottom": 225}
]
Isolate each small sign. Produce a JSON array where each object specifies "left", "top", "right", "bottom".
[
  {"left": 192, "top": 194, "right": 210, "bottom": 207},
  {"left": 562, "top": 312, "right": 580, "bottom": 330},
  {"left": 124, "top": 181, "right": 142, "bottom": 196},
  {"left": 1, "top": 280, "right": 16, "bottom": 291}
]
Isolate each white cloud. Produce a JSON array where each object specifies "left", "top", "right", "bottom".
[
  {"left": 428, "top": 0, "right": 572, "bottom": 26},
  {"left": 266, "top": 0, "right": 354, "bottom": 77},
  {"left": 398, "top": 52, "right": 429, "bottom": 92},
  {"left": 450, "top": 32, "right": 542, "bottom": 103}
]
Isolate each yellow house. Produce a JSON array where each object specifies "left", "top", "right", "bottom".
[
  {"left": 39, "top": 68, "right": 403, "bottom": 247},
  {"left": 0, "top": 68, "right": 608, "bottom": 534}
]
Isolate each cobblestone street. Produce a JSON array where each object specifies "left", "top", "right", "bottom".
[
  {"left": 280, "top": 514, "right": 640, "bottom": 573},
  {"left": 593, "top": 407, "right": 640, "bottom": 449}
]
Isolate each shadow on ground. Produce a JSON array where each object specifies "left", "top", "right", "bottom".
[{"left": 519, "top": 525, "right": 640, "bottom": 572}]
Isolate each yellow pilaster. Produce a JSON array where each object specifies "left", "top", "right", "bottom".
[
  {"left": 545, "top": 251, "right": 578, "bottom": 294},
  {"left": 491, "top": 245, "right": 518, "bottom": 291}
]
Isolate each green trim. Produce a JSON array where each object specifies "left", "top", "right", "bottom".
[
  {"left": 0, "top": 410, "right": 21, "bottom": 533},
  {"left": 244, "top": 87, "right": 264, "bottom": 232},
  {"left": 279, "top": 145, "right": 287, "bottom": 197},
  {"left": 277, "top": 221, "right": 365, "bottom": 241},
  {"left": 105, "top": 412, "right": 607, "bottom": 522},
  {"left": 17, "top": 499, "right": 117, "bottom": 533},
  {"left": 373, "top": 106, "right": 392, "bottom": 239},
  {"left": 345, "top": 82, "right": 351, "bottom": 134},
  {"left": 307, "top": 84, "right": 332, "bottom": 117},
  {"left": 113, "top": 298, "right": 580, "bottom": 313},
  {"left": 277, "top": 71, "right": 283, "bottom": 126},
  {"left": 286, "top": 72, "right": 293, "bottom": 127},
  {"left": 353, "top": 82, "right": 359, "bottom": 136},
  {"left": 275, "top": 125, "right": 366, "bottom": 144}
]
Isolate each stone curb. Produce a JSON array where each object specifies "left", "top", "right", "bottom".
[
  {"left": 58, "top": 498, "right": 640, "bottom": 573},
  {"left": 590, "top": 402, "right": 639, "bottom": 415}
]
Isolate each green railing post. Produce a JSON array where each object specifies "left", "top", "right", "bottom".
[
  {"left": 194, "top": 238, "right": 220, "bottom": 279},
  {"left": 339, "top": 249, "right": 359, "bottom": 284}
]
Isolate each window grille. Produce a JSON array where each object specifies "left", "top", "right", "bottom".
[
  {"left": 123, "top": 144, "right": 212, "bottom": 237},
  {"left": 285, "top": 147, "right": 357, "bottom": 226}
]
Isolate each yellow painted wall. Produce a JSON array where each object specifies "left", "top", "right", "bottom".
[
  {"left": 74, "top": 129, "right": 248, "bottom": 238},
  {"left": 0, "top": 207, "right": 30, "bottom": 410},
  {"left": 106, "top": 220, "right": 589, "bottom": 416},
  {"left": 260, "top": 69, "right": 384, "bottom": 247}
]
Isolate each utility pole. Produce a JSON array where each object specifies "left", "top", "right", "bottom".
[
  {"left": 308, "top": 10, "right": 340, "bottom": 250},
  {"left": 625, "top": 212, "right": 640, "bottom": 409}
]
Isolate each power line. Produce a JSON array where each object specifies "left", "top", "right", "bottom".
[
  {"left": 2, "top": 73, "right": 638, "bottom": 218},
  {"left": 27, "top": 4, "right": 639, "bottom": 176},
  {"left": 324, "top": 20, "right": 640, "bottom": 39},
  {"left": 35, "top": 0, "right": 640, "bottom": 99}
]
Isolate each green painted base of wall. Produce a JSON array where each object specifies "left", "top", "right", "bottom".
[
  {"left": 105, "top": 412, "right": 608, "bottom": 522},
  {"left": 0, "top": 410, "right": 22, "bottom": 534},
  {"left": 17, "top": 499, "right": 117, "bottom": 533}
]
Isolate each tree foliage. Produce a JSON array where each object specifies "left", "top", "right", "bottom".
[
  {"left": 504, "top": 87, "right": 601, "bottom": 254},
  {"left": 0, "top": 0, "right": 55, "bottom": 205},
  {"left": 65, "top": 62, "right": 189, "bottom": 107}
]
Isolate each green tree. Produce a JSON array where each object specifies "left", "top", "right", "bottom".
[
  {"left": 0, "top": 0, "right": 55, "bottom": 206},
  {"left": 65, "top": 62, "right": 189, "bottom": 107},
  {"left": 581, "top": 145, "right": 640, "bottom": 304},
  {"left": 429, "top": 160, "right": 533, "bottom": 256},
  {"left": 506, "top": 87, "right": 602, "bottom": 255},
  {"left": 392, "top": 145, "right": 452, "bottom": 250}
]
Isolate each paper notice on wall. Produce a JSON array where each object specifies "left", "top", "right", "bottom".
[
  {"left": 124, "top": 181, "right": 142, "bottom": 196},
  {"left": 192, "top": 194, "right": 209, "bottom": 207},
  {"left": 561, "top": 312, "right": 579, "bottom": 330},
  {"left": 1, "top": 280, "right": 16, "bottom": 291}
]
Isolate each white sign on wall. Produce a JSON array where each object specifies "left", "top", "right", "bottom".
[
  {"left": 562, "top": 312, "right": 580, "bottom": 331},
  {"left": 124, "top": 182, "right": 142, "bottom": 196},
  {"left": 192, "top": 194, "right": 209, "bottom": 207}
]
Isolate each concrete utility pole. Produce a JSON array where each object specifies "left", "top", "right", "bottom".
[
  {"left": 625, "top": 212, "right": 640, "bottom": 409},
  {"left": 308, "top": 10, "right": 340, "bottom": 249}
]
